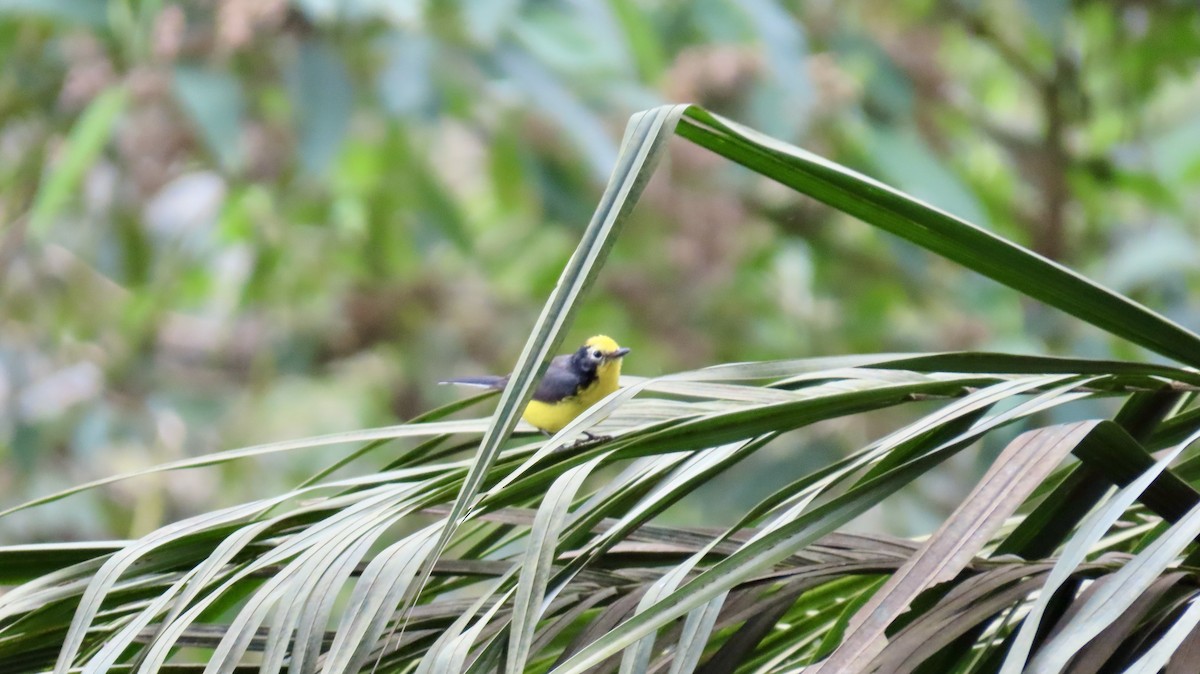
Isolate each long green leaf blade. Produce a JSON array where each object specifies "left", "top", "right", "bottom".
[{"left": 674, "top": 107, "right": 1200, "bottom": 368}]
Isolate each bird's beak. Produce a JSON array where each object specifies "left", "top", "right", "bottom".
[{"left": 608, "top": 347, "right": 631, "bottom": 359}]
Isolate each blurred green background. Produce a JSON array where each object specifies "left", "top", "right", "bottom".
[{"left": 2, "top": 0, "right": 1199, "bottom": 543}]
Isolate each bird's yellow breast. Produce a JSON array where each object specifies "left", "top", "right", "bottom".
[{"left": 522, "top": 359, "right": 622, "bottom": 433}]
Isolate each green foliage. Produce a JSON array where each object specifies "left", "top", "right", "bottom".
[
  {"left": 4, "top": 0, "right": 1200, "bottom": 671},
  {"left": 4, "top": 102, "right": 1200, "bottom": 672}
]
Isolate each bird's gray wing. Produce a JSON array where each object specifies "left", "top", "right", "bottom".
[{"left": 532, "top": 355, "right": 584, "bottom": 403}]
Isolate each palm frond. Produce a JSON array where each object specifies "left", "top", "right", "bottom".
[{"left": 5, "top": 105, "right": 1200, "bottom": 673}]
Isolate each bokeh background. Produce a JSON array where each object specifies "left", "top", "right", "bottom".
[{"left": 3, "top": 0, "right": 1199, "bottom": 543}]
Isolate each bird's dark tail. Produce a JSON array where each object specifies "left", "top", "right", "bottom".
[{"left": 439, "top": 375, "right": 508, "bottom": 390}]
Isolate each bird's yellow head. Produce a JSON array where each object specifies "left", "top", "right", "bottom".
[
  {"left": 579, "top": 335, "right": 630, "bottom": 377},
  {"left": 584, "top": 335, "right": 622, "bottom": 355}
]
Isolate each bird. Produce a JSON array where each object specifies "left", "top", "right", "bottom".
[{"left": 441, "top": 335, "right": 630, "bottom": 434}]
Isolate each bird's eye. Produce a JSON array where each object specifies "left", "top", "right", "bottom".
[{"left": 592, "top": 349, "right": 603, "bottom": 359}]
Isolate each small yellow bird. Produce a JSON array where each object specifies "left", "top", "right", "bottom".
[{"left": 441, "top": 335, "right": 630, "bottom": 434}]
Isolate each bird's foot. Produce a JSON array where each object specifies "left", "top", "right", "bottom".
[{"left": 564, "top": 431, "right": 611, "bottom": 449}]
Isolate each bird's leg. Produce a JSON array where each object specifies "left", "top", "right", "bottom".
[
  {"left": 565, "top": 431, "right": 611, "bottom": 449},
  {"left": 539, "top": 429, "right": 612, "bottom": 451}
]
